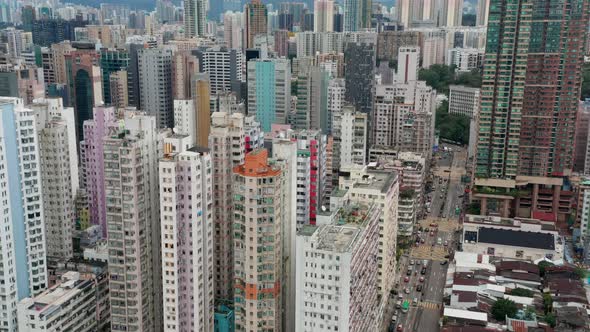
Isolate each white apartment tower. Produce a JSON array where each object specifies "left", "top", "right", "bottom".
[
  {"left": 208, "top": 112, "right": 247, "bottom": 301},
  {"left": 224, "top": 12, "right": 244, "bottom": 50},
  {"left": 138, "top": 48, "right": 174, "bottom": 129},
  {"left": 333, "top": 105, "right": 367, "bottom": 167},
  {"left": 104, "top": 113, "right": 161, "bottom": 332},
  {"left": 395, "top": 47, "right": 419, "bottom": 84},
  {"left": 160, "top": 137, "right": 214, "bottom": 331},
  {"left": 314, "top": 0, "right": 334, "bottom": 32},
  {"left": 33, "top": 98, "right": 78, "bottom": 259},
  {"left": 327, "top": 78, "right": 345, "bottom": 134},
  {"left": 295, "top": 203, "right": 382, "bottom": 332},
  {"left": 0, "top": 97, "right": 48, "bottom": 332},
  {"left": 448, "top": 85, "right": 480, "bottom": 118}
]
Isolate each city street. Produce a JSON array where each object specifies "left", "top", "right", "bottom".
[{"left": 384, "top": 147, "right": 466, "bottom": 332}]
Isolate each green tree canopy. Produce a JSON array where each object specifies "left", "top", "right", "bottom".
[{"left": 491, "top": 298, "right": 518, "bottom": 321}]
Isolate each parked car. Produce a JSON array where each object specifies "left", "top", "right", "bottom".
[
  {"left": 409, "top": 260, "right": 415, "bottom": 265},
  {"left": 440, "top": 260, "right": 448, "bottom": 265},
  {"left": 419, "top": 276, "right": 425, "bottom": 282},
  {"left": 416, "top": 285, "right": 423, "bottom": 292},
  {"left": 404, "top": 276, "right": 410, "bottom": 282}
]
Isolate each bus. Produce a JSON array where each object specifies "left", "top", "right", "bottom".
[{"left": 401, "top": 300, "right": 410, "bottom": 313}]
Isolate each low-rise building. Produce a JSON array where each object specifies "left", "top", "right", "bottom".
[
  {"left": 448, "top": 85, "right": 480, "bottom": 119},
  {"left": 462, "top": 215, "right": 563, "bottom": 261},
  {"left": 17, "top": 272, "right": 101, "bottom": 332}
]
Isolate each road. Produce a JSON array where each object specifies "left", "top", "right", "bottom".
[{"left": 384, "top": 147, "right": 466, "bottom": 332}]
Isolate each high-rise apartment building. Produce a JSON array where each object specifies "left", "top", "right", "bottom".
[
  {"left": 314, "top": 0, "right": 334, "bottom": 32},
  {"left": 81, "top": 106, "right": 117, "bottom": 238},
  {"left": 473, "top": 0, "right": 589, "bottom": 220},
  {"left": 233, "top": 149, "right": 283, "bottom": 331},
  {"left": 0, "top": 97, "right": 48, "bottom": 332},
  {"left": 395, "top": 46, "right": 419, "bottom": 83},
  {"left": 333, "top": 105, "right": 368, "bottom": 167},
  {"left": 33, "top": 98, "right": 78, "bottom": 260},
  {"left": 171, "top": 51, "right": 199, "bottom": 100},
  {"left": 194, "top": 73, "right": 211, "bottom": 147},
  {"left": 184, "top": 0, "right": 207, "bottom": 37},
  {"left": 109, "top": 70, "right": 128, "bottom": 108},
  {"left": 194, "top": 46, "right": 243, "bottom": 96},
  {"left": 327, "top": 78, "right": 345, "bottom": 134},
  {"left": 373, "top": 81, "right": 436, "bottom": 159},
  {"left": 159, "top": 138, "right": 214, "bottom": 332},
  {"left": 476, "top": 0, "right": 589, "bottom": 179},
  {"left": 247, "top": 58, "right": 291, "bottom": 131},
  {"left": 344, "top": 41, "right": 375, "bottom": 115},
  {"left": 295, "top": 203, "right": 382, "bottom": 332},
  {"left": 293, "top": 66, "right": 330, "bottom": 133},
  {"left": 245, "top": 0, "right": 268, "bottom": 49},
  {"left": 224, "top": 11, "right": 244, "bottom": 50},
  {"left": 104, "top": 112, "right": 161, "bottom": 332},
  {"left": 343, "top": 0, "right": 372, "bottom": 31},
  {"left": 99, "top": 48, "right": 129, "bottom": 106},
  {"left": 448, "top": 85, "right": 480, "bottom": 118},
  {"left": 138, "top": 48, "right": 174, "bottom": 128},
  {"left": 208, "top": 112, "right": 247, "bottom": 301}
]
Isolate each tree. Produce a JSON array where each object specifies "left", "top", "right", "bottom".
[
  {"left": 436, "top": 100, "right": 471, "bottom": 144},
  {"left": 542, "top": 293, "right": 553, "bottom": 315},
  {"left": 509, "top": 288, "right": 534, "bottom": 298},
  {"left": 574, "top": 266, "right": 587, "bottom": 280},
  {"left": 544, "top": 313, "right": 556, "bottom": 327},
  {"left": 538, "top": 261, "right": 554, "bottom": 278},
  {"left": 491, "top": 298, "right": 518, "bottom": 321},
  {"left": 456, "top": 70, "right": 482, "bottom": 88}
]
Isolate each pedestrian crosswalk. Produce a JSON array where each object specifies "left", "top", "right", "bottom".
[
  {"left": 419, "top": 301, "right": 441, "bottom": 310},
  {"left": 411, "top": 246, "right": 447, "bottom": 261}
]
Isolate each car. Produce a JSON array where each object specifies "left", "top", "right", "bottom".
[
  {"left": 441, "top": 260, "right": 448, "bottom": 265},
  {"left": 412, "top": 298, "right": 418, "bottom": 306},
  {"left": 396, "top": 300, "right": 402, "bottom": 309},
  {"left": 392, "top": 314, "right": 398, "bottom": 323},
  {"left": 416, "top": 285, "right": 423, "bottom": 292},
  {"left": 430, "top": 223, "right": 438, "bottom": 227},
  {"left": 404, "top": 276, "right": 410, "bottom": 283},
  {"left": 419, "top": 276, "right": 425, "bottom": 282},
  {"left": 421, "top": 267, "right": 426, "bottom": 275},
  {"left": 430, "top": 231, "right": 434, "bottom": 237},
  {"left": 416, "top": 260, "right": 422, "bottom": 266},
  {"left": 421, "top": 238, "right": 425, "bottom": 244},
  {"left": 406, "top": 269, "right": 412, "bottom": 276},
  {"left": 444, "top": 240, "right": 449, "bottom": 246},
  {"left": 397, "top": 324, "right": 403, "bottom": 331},
  {"left": 404, "top": 288, "right": 410, "bottom": 294},
  {"left": 409, "top": 260, "right": 415, "bottom": 265},
  {"left": 423, "top": 259, "right": 428, "bottom": 265},
  {"left": 425, "top": 227, "right": 429, "bottom": 232},
  {"left": 444, "top": 254, "right": 450, "bottom": 259},
  {"left": 437, "top": 238, "right": 442, "bottom": 245},
  {"left": 398, "top": 293, "right": 404, "bottom": 300}
]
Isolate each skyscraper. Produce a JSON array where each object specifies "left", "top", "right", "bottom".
[
  {"left": 184, "top": 0, "right": 207, "bottom": 37},
  {"left": 343, "top": 0, "right": 372, "bottom": 31},
  {"left": 247, "top": 58, "right": 291, "bottom": 131},
  {"left": 194, "top": 46, "right": 243, "bottom": 96},
  {"left": 208, "top": 112, "right": 247, "bottom": 302},
  {"left": 476, "top": 0, "right": 589, "bottom": 179},
  {"left": 159, "top": 138, "right": 214, "bottom": 332},
  {"left": 244, "top": 0, "right": 268, "bottom": 49},
  {"left": 138, "top": 48, "right": 174, "bottom": 128},
  {"left": 344, "top": 41, "right": 375, "bottom": 114},
  {"left": 99, "top": 48, "right": 129, "bottom": 106},
  {"left": 233, "top": 149, "right": 283, "bottom": 331},
  {"left": 33, "top": 98, "right": 78, "bottom": 260},
  {"left": 65, "top": 49, "right": 103, "bottom": 141},
  {"left": 0, "top": 97, "right": 48, "bottom": 332},
  {"left": 104, "top": 112, "right": 161, "bottom": 332},
  {"left": 474, "top": 0, "right": 589, "bottom": 219},
  {"left": 314, "top": 0, "right": 334, "bottom": 32}
]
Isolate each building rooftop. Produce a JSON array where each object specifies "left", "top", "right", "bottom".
[
  {"left": 477, "top": 227, "right": 555, "bottom": 250},
  {"left": 21, "top": 272, "right": 91, "bottom": 316},
  {"left": 314, "top": 224, "right": 361, "bottom": 253},
  {"left": 352, "top": 171, "right": 398, "bottom": 194}
]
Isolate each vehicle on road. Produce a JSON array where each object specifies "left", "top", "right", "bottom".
[
  {"left": 420, "top": 238, "right": 425, "bottom": 243},
  {"left": 441, "top": 260, "right": 448, "bottom": 265},
  {"left": 406, "top": 268, "right": 412, "bottom": 276},
  {"left": 412, "top": 298, "right": 418, "bottom": 306},
  {"left": 409, "top": 259, "right": 414, "bottom": 265},
  {"left": 404, "top": 288, "right": 410, "bottom": 294},
  {"left": 444, "top": 254, "right": 450, "bottom": 259},
  {"left": 421, "top": 267, "right": 426, "bottom": 275},
  {"left": 396, "top": 300, "right": 402, "bottom": 309},
  {"left": 437, "top": 238, "right": 442, "bottom": 245},
  {"left": 416, "top": 260, "right": 421, "bottom": 266},
  {"left": 444, "top": 240, "right": 449, "bottom": 246},
  {"left": 419, "top": 276, "right": 425, "bottom": 282},
  {"left": 397, "top": 324, "right": 403, "bottom": 331},
  {"left": 401, "top": 301, "right": 409, "bottom": 313},
  {"left": 391, "top": 314, "right": 398, "bottom": 323},
  {"left": 416, "top": 285, "right": 422, "bottom": 292},
  {"left": 430, "top": 231, "right": 434, "bottom": 237},
  {"left": 404, "top": 276, "right": 409, "bottom": 283}
]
